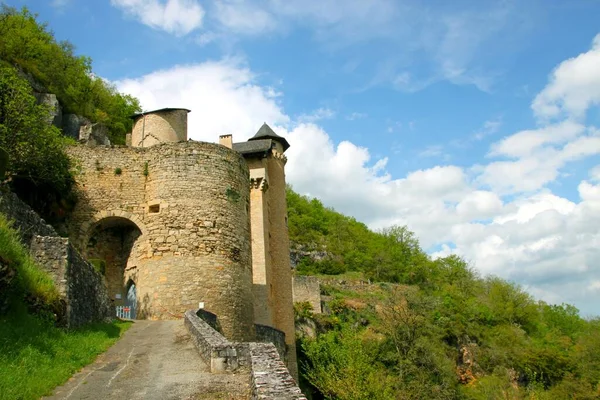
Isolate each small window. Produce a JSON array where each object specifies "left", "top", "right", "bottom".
[{"left": 149, "top": 204, "right": 160, "bottom": 213}]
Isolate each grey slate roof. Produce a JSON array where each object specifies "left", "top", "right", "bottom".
[
  {"left": 130, "top": 108, "right": 191, "bottom": 120},
  {"left": 249, "top": 123, "right": 290, "bottom": 151},
  {"left": 232, "top": 139, "right": 273, "bottom": 155}
]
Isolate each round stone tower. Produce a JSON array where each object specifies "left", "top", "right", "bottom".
[
  {"left": 130, "top": 108, "right": 190, "bottom": 148},
  {"left": 66, "top": 140, "right": 255, "bottom": 342}
]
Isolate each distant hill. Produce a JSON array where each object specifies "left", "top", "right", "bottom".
[{"left": 287, "top": 187, "right": 600, "bottom": 400}]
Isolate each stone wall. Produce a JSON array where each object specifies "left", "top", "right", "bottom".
[
  {"left": 184, "top": 310, "right": 250, "bottom": 373},
  {"left": 0, "top": 189, "right": 111, "bottom": 327},
  {"left": 30, "top": 236, "right": 112, "bottom": 328},
  {"left": 292, "top": 275, "right": 321, "bottom": 313},
  {"left": 66, "top": 141, "right": 255, "bottom": 340},
  {"left": 249, "top": 343, "right": 306, "bottom": 400},
  {"left": 0, "top": 190, "right": 57, "bottom": 246},
  {"left": 184, "top": 310, "right": 305, "bottom": 399},
  {"left": 245, "top": 143, "right": 298, "bottom": 377},
  {"left": 255, "top": 324, "right": 287, "bottom": 363}
]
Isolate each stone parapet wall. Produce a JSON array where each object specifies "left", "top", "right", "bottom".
[
  {"left": 292, "top": 275, "right": 321, "bottom": 313},
  {"left": 30, "top": 235, "right": 112, "bottom": 328},
  {"left": 255, "top": 324, "right": 287, "bottom": 363},
  {"left": 0, "top": 190, "right": 57, "bottom": 246},
  {"left": 184, "top": 310, "right": 305, "bottom": 398},
  {"left": 184, "top": 310, "right": 250, "bottom": 373},
  {"left": 249, "top": 343, "right": 306, "bottom": 400}
]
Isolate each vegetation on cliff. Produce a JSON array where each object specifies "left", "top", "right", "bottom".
[
  {"left": 0, "top": 5, "right": 141, "bottom": 144},
  {"left": 0, "top": 66, "right": 75, "bottom": 219},
  {"left": 287, "top": 188, "right": 600, "bottom": 399},
  {"left": 0, "top": 6, "right": 141, "bottom": 219}
]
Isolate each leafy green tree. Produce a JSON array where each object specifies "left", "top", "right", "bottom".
[
  {"left": 0, "top": 65, "right": 73, "bottom": 216},
  {"left": 0, "top": 6, "right": 141, "bottom": 144}
]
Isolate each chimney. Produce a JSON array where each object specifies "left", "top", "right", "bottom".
[{"left": 219, "top": 134, "right": 233, "bottom": 149}]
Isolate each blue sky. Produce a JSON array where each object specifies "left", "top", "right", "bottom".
[{"left": 8, "top": 0, "right": 600, "bottom": 316}]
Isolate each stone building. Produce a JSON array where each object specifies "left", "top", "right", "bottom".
[{"left": 65, "top": 108, "right": 296, "bottom": 374}]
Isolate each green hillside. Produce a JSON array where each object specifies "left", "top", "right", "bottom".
[
  {"left": 287, "top": 188, "right": 600, "bottom": 400},
  {"left": 0, "top": 6, "right": 141, "bottom": 221}
]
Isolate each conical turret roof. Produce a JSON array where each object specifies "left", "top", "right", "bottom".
[{"left": 248, "top": 123, "right": 290, "bottom": 151}]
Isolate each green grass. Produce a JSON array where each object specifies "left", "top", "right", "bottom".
[
  {"left": 0, "top": 213, "right": 59, "bottom": 306},
  {"left": 0, "top": 213, "right": 131, "bottom": 399},
  {"left": 0, "top": 306, "right": 131, "bottom": 400}
]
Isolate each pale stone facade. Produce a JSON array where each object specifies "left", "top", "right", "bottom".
[
  {"left": 65, "top": 109, "right": 296, "bottom": 373},
  {"left": 130, "top": 108, "right": 189, "bottom": 148}
]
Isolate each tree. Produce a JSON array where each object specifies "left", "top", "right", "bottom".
[
  {"left": 0, "top": 65, "right": 74, "bottom": 217},
  {"left": 0, "top": 6, "right": 141, "bottom": 144}
]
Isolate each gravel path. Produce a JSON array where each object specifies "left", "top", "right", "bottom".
[{"left": 44, "top": 320, "right": 250, "bottom": 400}]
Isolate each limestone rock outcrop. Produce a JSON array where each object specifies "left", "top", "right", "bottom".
[{"left": 34, "top": 92, "right": 62, "bottom": 128}]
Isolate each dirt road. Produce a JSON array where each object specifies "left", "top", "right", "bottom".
[{"left": 44, "top": 320, "right": 249, "bottom": 400}]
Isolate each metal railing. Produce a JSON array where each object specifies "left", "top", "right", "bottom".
[{"left": 116, "top": 306, "right": 132, "bottom": 319}]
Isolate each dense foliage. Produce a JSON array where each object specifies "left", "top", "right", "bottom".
[
  {"left": 0, "top": 6, "right": 141, "bottom": 145},
  {"left": 288, "top": 188, "right": 600, "bottom": 399},
  {"left": 288, "top": 187, "right": 437, "bottom": 284},
  {"left": 0, "top": 6, "right": 142, "bottom": 219},
  {"left": 0, "top": 65, "right": 75, "bottom": 218}
]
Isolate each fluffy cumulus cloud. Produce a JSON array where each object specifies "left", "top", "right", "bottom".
[
  {"left": 115, "top": 35, "right": 600, "bottom": 315},
  {"left": 110, "top": 0, "right": 205, "bottom": 36},
  {"left": 115, "top": 59, "right": 288, "bottom": 142},
  {"left": 532, "top": 34, "right": 600, "bottom": 120}
]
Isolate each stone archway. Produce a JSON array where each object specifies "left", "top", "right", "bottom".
[{"left": 84, "top": 214, "right": 144, "bottom": 317}]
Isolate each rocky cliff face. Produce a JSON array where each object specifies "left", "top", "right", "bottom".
[
  {"left": 33, "top": 92, "right": 111, "bottom": 146},
  {"left": 289, "top": 244, "right": 331, "bottom": 269}
]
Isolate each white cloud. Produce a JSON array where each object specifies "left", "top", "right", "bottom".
[
  {"left": 115, "top": 59, "right": 288, "bottom": 142},
  {"left": 489, "top": 120, "right": 585, "bottom": 158},
  {"left": 195, "top": 31, "right": 219, "bottom": 46},
  {"left": 479, "top": 125, "right": 600, "bottom": 194},
  {"left": 346, "top": 112, "right": 367, "bottom": 121},
  {"left": 473, "top": 118, "right": 502, "bottom": 141},
  {"left": 115, "top": 40, "right": 600, "bottom": 315},
  {"left": 297, "top": 107, "right": 335, "bottom": 123},
  {"left": 418, "top": 145, "right": 444, "bottom": 158},
  {"left": 110, "top": 0, "right": 205, "bottom": 36},
  {"left": 590, "top": 165, "right": 600, "bottom": 181},
  {"left": 533, "top": 34, "right": 600, "bottom": 120},
  {"left": 213, "top": 0, "right": 275, "bottom": 35},
  {"left": 184, "top": 0, "right": 532, "bottom": 92}
]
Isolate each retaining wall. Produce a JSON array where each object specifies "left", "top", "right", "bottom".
[
  {"left": 0, "top": 189, "right": 111, "bottom": 327},
  {"left": 184, "top": 310, "right": 306, "bottom": 399},
  {"left": 30, "top": 236, "right": 112, "bottom": 327}
]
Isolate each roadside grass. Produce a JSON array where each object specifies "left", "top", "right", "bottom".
[
  {"left": 0, "top": 213, "right": 131, "bottom": 400},
  {"left": 0, "top": 213, "right": 59, "bottom": 306},
  {"left": 0, "top": 306, "right": 131, "bottom": 400}
]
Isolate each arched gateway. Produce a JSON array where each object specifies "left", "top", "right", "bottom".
[{"left": 84, "top": 215, "right": 143, "bottom": 317}]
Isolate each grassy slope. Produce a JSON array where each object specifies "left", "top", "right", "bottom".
[
  {"left": 0, "top": 309, "right": 130, "bottom": 400},
  {"left": 0, "top": 213, "right": 131, "bottom": 400}
]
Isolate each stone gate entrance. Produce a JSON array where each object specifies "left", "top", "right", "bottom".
[{"left": 85, "top": 216, "right": 142, "bottom": 317}]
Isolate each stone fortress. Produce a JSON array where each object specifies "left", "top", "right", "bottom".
[{"left": 63, "top": 108, "right": 297, "bottom": 375}]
